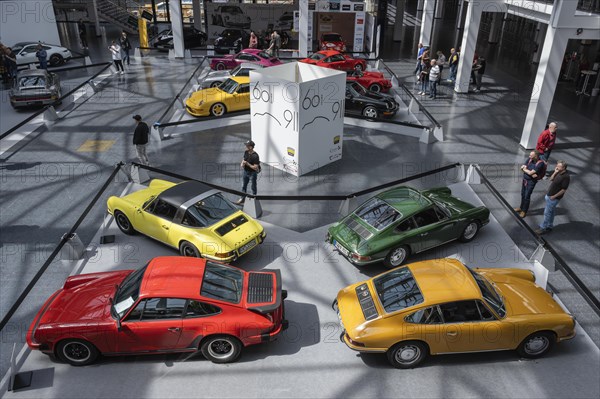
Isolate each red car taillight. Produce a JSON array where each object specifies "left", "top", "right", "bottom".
[{"left": 351, "top": 253, "right": 371, "bottom": 262}]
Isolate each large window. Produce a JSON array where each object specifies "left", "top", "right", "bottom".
[
  {"left": 374, "top": 267, "right": 423, "bottom": 313},
  {"left": 200, "top": 262, "right": 244, "bottom": 303},
  {"left": 113, "top": 264, "right": 149, "bottom": 318},
  {"left": 183, "top": 193, "right": 237, "bottom": 228},
  {"left": 354, "top": 197, "right": 402, "bottom": 231},
  {"left": 468, "top": 269, "right": 507, "bottom": 318}
]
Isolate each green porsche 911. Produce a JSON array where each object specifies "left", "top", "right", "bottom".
[{"left": 326, "top": 186, "right": 490, "bottom": 268}]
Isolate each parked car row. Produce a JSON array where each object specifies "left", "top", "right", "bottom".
[{"left": 27, "top": 182, "right": 576, "bottom": 369}]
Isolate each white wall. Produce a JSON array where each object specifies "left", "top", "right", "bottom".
[{"left": 0, "top": 0, "right": 61, "bottom": 47}]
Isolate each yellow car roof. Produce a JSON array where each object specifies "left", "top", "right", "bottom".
[
  {"left": 231, "top": 76, "right": 250, "bottom": 84},
  {"left": 406, "top": 258, "right": 481, "bottom": 305}
]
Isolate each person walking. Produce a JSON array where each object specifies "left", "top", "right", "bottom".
[
  {"left": 473, "top": 57, "right": 486, "bottom": 92},
  {"left": 249, "top": 31, "right": 258, "bottom": 49},
  {"left": 109, "top": 41, "right": 124, "bottom": 74},
  {"left": 428, "top": 59, "right": 440, "bottom": 99},
  {"left": 536, "top": 160, "right": 570, "bottom": 235},
  {"left": 448, "top": 48, "right": 459, "bottom": 83},
  {"left": 36, "top": 44, "right": 48, "bottom": 69},
  {"left": 132, "top": 115, "right": 150, "bottom": 166},
  {"left": 119, "top": 31, "right": 132, "bottom": 66},
  {"left": 78, "top": 19, "right": 88, "bottom": 49},
  {"left": 436, "top": 50, "right": 446, "bottom": 81},
  {"left": 237, "top": 140, "right": 260, "bottom": 204},
  {"left": 536, "top": 122, "right": 558, "bottom": 162},
  {"left": 514, "top": 150, "right": 545, "bottom": 218}
]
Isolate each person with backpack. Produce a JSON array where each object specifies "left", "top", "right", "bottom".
[{"left": 514, "top": 150, "right": 546, "bottom": 218}]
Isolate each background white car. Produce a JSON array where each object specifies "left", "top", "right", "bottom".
[
  {"left": 12, "top": 42, "right": 72, "bottom": 67},
  {"left": 212, "top": 6, "right": 251, "bottom": 29}
]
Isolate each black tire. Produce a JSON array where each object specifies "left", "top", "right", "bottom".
[
  {"left": 215, "top": 62, "right": 226, "bottom": 71},
  {"left": 517, "top": 331, "right": 556, "bottom": 359},
  {"left": 210, "top": 81, "right": 222, "bottom": 88},
  {"left": 49, "top": 54, "right": 63, "bottom": 67},
  {"left": 362, "top": 105, "right": 378, "bottom": 119},
  {"left": 200, "top": 335, "right": 242, "bottom": 363},
  {"left": 179, "top": 241, "right": 201, "bottom": 257},
  {"left": 458, "top": 220, "right": 480, "bottom": 242},
  {"left": 354, "top": 63, "right": 364, "bottom": 72},
  {"left": 56, "top": 339, "right": 99, "bottom": 366},
  {"left": 369, "top": 83, "right": 382, "bottom": 93},
  {"left": 114, "top": 210, "right": 135, "bottom": 235},
  {"left": 387, "top": 341, "right": 428, "bottom": 369},
  {"left": 210, "top": 102, "right": 226, "bottom": 117},
  {"left": 383, "top": 245, "right": 410, "bottom": 268}
]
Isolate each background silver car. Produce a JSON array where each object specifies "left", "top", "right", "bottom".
[
  {"left": 198, "top": 63, "right": 263, "bottom": 88},
  {"left": 9, "top": 70, "right": 62, "bottom": 109}
]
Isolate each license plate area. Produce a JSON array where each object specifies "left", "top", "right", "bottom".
[
  {"left": 333, "top": 240, "right": 349, "bottom": 257},
  {"left": 238, "top": 239, "right": 257, "bottom": 255}
]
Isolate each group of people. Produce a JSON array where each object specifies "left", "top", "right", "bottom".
[
  {"left": 414, "top": 44, "right": 486, "bottom": 97},
  {"left": 1, "top": 42, "right": 50, "bottom": 83},
  {"left": 515, "top": 123, "right": 569, "bottom": 235},
  {"left": 248, "top": 30, "right": 281, "bottom": 57},
  {"left": 108, "top": 31, "right": 132, "bottom": 74}
]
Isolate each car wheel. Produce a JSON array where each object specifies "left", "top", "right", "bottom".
[
  {"left": 517, "top": 331, "right": 555, "bottom": 359},
  {"left": 383, "top": 245, "right": 410, "bottom": 268},
  {"left": 362, "top": 105, "right": 378, "bottom": 119},
  {"left": 354, "top": 63, "right": 364, "bottom": 72},
  {"left": 49, "top": 54, "right": 63, "bottom": 67},
  {"left": 210, "top": 102, "right": 226, "bottom": 117},
  {"left": 369, "top": 83, "right": 382, "bottom": 93},
  {"left": 57, "top": 339, "right": 99, "bottom": 366},
  {"left": 387, "top": 341, "right": 428, "bottom": 369},
  {"left": 114, "top": 210, "right": 135, "bottom": 235},
  {"left": 458, "top": 220, "right": 480, "bottom": 242},
  {"left": 201, "top": 335, "right": 242, "bottom": 363},
  {"left": 210, "top": 81, "right": 222, "bottom": 88},
  {"left": 215, "top": 62, "right": 226, "bottom": 71},
  {"left": 179, "top": 241, "right": 201, "bottom": 257}
]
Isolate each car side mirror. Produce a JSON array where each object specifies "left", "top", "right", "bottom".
[{"left": 116, "top": 317, "right": 122, "bottom": 332}]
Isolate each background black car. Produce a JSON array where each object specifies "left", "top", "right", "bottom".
[
  {"left": 344, "top": 81, "right": 399, "bottom": 119},
  {"left": 214, "top": 29, "right": 250, "bottom": 54},
  {"left": 153, "top": 26, "right": 207, "bottom": 50}
]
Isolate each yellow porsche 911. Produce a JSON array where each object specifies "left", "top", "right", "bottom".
[
  {"left": 334, "top": 258, "right": 576, "bottom": 368},
  {"left": 185, "top": 76, "right": 250, "bottom": 117},
  {"left": 107, "top": 179, "right": 266, "bottom": 262}
]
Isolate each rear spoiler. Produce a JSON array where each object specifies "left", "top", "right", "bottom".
[{"left": 248, "top": 269, "right": 284, "bottom": 314}]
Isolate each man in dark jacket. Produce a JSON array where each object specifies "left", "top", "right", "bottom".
[
  {"left": 237, "top": 140, "right": 260, "bottom": 204},
  {"left": 120, "top": 31, "right": 132, "bottom": 66},
  {"left": 78, "top": 19, "right": 88, "bottom": 49},
  {"left": 132, "top": 115, "right": 150, "bottom": 166},
  {"left": 36, "top": 44, "right": 48, "bottom": 69},
  {"left": 514, "top": 150, "right": 545, "bottom": 218}
]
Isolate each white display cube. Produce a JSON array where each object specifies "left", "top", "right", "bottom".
[{"left": 250, "top": 62, "right": 346, "bottom": 177}]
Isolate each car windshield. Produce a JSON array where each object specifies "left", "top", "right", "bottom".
[
  {"left": 222, "top": 6, "right": 242, "bottom": 13},
  {"left": 17, "top": 76, "right": 46, "bottom": 88},
  {"left": 230, "top": 65, "right": 242, "bottom": 75},
  {"left": 218, "top": 78, "right": 239, "bottom": 94},
  {"left": 468, "top": 269, "right": 506, "bottom": 318},
  {"left": 113, "top": 264, "right": 148, "bottom": 318},
  {"left": 374, "top": 267, "right": 424, "bottom": 313},
  {"left": 309, "top": 53, "right": 327, "bottom": 61},
  {"left": 257, "top": 51, "right": 272, "bottom": 59},
  {"left": 354, "top": 197, "right": 402, "bottom": 231},
  {"left": 323, "top": 34, "right": 342, "bottom": 42},
  {"left": 186, "top": 193, "right": 238, "bottom": 227},
  {"left": 349, "top": 82, "right": 367, "bottom": 95},
  {"left": 433, "top": 201, "right": 451, "bottom": 218},
  {"left": 200, "top": 262, "right": 243, "bottom": 303}
]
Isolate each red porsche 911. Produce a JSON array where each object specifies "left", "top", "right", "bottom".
[
  {"left": 346, "top": 70, "right": 393, "bottom": 93},
  {"left": 299, "top": 50, "right": 366, "bottom": 72},
  {"left": 320, "top": 33, "right": 346, "bottom": 52},
  {"left": 27, "top": 257, "right": 288, "bottom": 366}
]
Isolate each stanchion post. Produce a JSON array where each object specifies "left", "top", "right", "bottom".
[
  {"left": 529, "top": 244, "right": 557, "bottom": 272},
  {"left": 466, "top": 164, "right": 481, "bottom": 184},
  {"left": 8, "top": 343, "right": 32, "bottom": 391},
  {"left": 59, "top": 233, "right": 86, "bottom": 261},
  {"left": 339, "top": 197, "right": 357, "bottom": 216},
  {"left": 131, "top": 164, "right": 150, "bottom": 184},
  {"left": 43, "top": 106, "right": 59, "bottom": 121},
  {"left": 243, "top": 197, "right": 263, "bottom": 218}
]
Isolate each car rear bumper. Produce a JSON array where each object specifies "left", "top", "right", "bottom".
[
  {"left": 326, "top": 233, "right": 383, "bottom": 266},
  {"left": 558, "top": 329, "right": 577, "bottom": 342},
  {"left": 341, "top": 331, "right": 386, "bottom": 353}
]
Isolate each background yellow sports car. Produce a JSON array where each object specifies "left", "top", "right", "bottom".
[
  {"left": 107, "top": 179, "right": 265, "bottom": 262},
  {"left": 335, "top": 258, "right": 576, "bottom": 368},
  {"left": 185, "top": 76, "right": 250, "bottom": 117}
]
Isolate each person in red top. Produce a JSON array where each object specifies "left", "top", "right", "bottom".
[{"left": 536, "top": 122, "right": 557, "bottom": 162}]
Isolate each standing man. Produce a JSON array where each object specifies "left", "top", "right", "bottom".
[
  {"left": 428, "top": 59, "right": 440, "bottom": 99},
  {"left": 536, "top": 122, "right": 558, "bottom": 161},
  {"left": 414, "top": 43, "right": 425, "bottom": 75},
  {"left": 36, "top": 44, "right": 48, "bottom": 69},
  {"left": 132, "top": 115, "right": 150, "bottom": 166},
  {"left": 536, "top": 161, "right": 570, "bottom": 235},
  {"left": 120, "top": 31, "right": 132, "bottom": 66},
  {"left": 78, "top": 19, "right": 88, "bottom": 49},
  {"left": 514, "top": 150, "right": 545, "bottom": 218},
  {"left": 237, "top": 140, "right": 260, "bottom": 204},
  {"left": 448, "top": 47, "right": 459, "bottom": 83}
]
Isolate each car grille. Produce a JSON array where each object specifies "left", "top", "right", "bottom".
[
  {"left": 344, "top": 218, "right": 373, "bottom": 240},
  {"left": 247, "top": 272, "right": 274, "bottom": 304},
  {"left": 215, "top": 215, "right": 248, "bottom": 236},
  {"left": 355, "top": 283, "right": 379, "bottom": 321}
]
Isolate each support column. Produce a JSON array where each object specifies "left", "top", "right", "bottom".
[
  {"left": 532, "top": 22, "right": 547, "bottom": 64},
  {"left": 299, "top": 0, "right": 309, "bottom": 57},
  {"left": 520, "top": 27, "right": 569, "bottom": 149},
  {"left": 393, "top": 0, "right": 405, "bottom": 41},
  {"left": 488, "top": 12, "right": 502, "bottom": 43},
  {"left": 91, "top": 0, "right": 101, "bottom": 36},
  {"left": 192, "top": 0, "right": 202, "bottom": 31},
  {"left": 454, "top": 1, "right": 483, "bottom": 93},
  {"left": 435, "top": 0, "right": 444, "bottom": 19},
  {"left": 170, "top": 0, "right": 186, "bottom": 58},
  {"left": 419, "top": 0, "right": 435, "bottom": 46}
]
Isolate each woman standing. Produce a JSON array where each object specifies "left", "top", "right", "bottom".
[
  {"left": 249, "top": 31, "right": 258, "bottom": 49},
  {"left": 109, "top": 41, "right": 124, "bottom": 74}
]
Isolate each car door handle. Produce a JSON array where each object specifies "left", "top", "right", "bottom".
[
  {"left": 420, "top": 233, "right": 428, "bottom": 236},
  {"left": 162, "top": 225, "right": 170, "bottom": 230},
  {"left": 446, "top": 331, "right": 457, "bottom": 336},
  {"left": 168, "top": 327, "right": 180, "bottom": 332}
]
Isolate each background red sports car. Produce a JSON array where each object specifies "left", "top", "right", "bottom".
[
  {"left": 300, "top": 50, "right": 366, "bottom": 72},
  {"left": 347, "top": 70, "right": 393, "bottom": 93},
  {"left": 320, "top": 33, "right": 346, "bottom": 52},
  {"left": 27, "top": 257, "right": 287, "bottom": 365}
]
